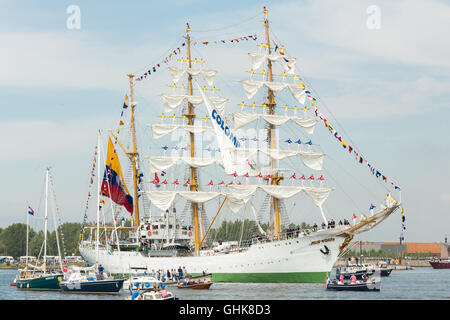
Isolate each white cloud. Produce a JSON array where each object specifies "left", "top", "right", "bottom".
[
  {"left": 272, "top": 0, "right": 450, "bottom": 69},
  {"left": 0, "top": 31, "right": 171, "bottom": 90},
  {"left": 0, "top": 117, "right": 114, "bottom": 163}
]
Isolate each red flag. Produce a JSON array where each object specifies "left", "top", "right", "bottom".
[
  {"left": 227, "top": 181, "right": 234, "bottom": 185},
  {"left": 219, "top": 181, "right": 225, "bottom": 185},
  {"left": 244, "top": 173, "right": 249, "bottom": 178},
  {"left": 257, "top": 173, "right": 262, "bottom": 178},
  {"left": 162, "top": 180, "right": 167, "bottom": 185},
  {"left": 208, "top": 180, "right": 214, "bottom": 186},
  {"left": 308, "top": 175, "right": 314, "bottom": 180},
  {"left": 172, "top": 179, "right": 179, "bottom": 185},
  {"left": 266, "top": 174, "right": 272, "bottom": 179},
  {"left": 290, "top": 174, "right": 296, "bottom": 179},
  {"left": 184, "top": 180, "right": 190, "bottom": 185},
  {"left": 154, "top": 173, "right": 160, "bottom": 184},
  {"left": 232, "top": 172, "right": 238, "bottom": 177},
  {"left": 352, "top": 214, "right": 357, "bottom": 220},
  {"left": 318, "top": 175, "right": 324, "bottom": 181}
]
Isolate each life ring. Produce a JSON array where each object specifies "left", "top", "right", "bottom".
[
  {"left": 188, "top": 231, "right": 192, "bottom": 236},
  {"left": 147, "top": 230, "right": 152, "bottom": 236},
  {"left": 320, "top": 245, "right": 330, "bottom": 255}
]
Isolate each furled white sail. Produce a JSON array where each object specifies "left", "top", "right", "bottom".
[
  {"left": 168, "top": 67, "right": 218, "bottom": 86},
  {"left": 233, "top": 112, "right": 317, "bottom": 134},
  {"left": 248, "top": 52, "right": 297, "bottom": 74},
  {"left": 145, "top": 184, "right": 333, "bottom": 213},
  {"left": 151, "top": 123, "right": 212, "bottom": 139},
  {"left": 145, "top": 190, "right": 222, "bottom": 212},
  {"left": 232, "top": 147, "right": 324, "bottom": 171},
  {"left": 241, "top": 80, "right": 306, "bottom": 104},
  {"left": 161, "top": 93, "right": 228, "bottom": 114},
  {"left": 148, "top": 156, "right": 217, "bottom": 173}
]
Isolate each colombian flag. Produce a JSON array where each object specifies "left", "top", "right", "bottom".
[{"left": 101, "top": 137, "right": 133, "bottom": 215}]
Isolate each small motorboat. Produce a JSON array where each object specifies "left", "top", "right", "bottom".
[
  {"left": 126, "top": 283, "right": 177, "bottom": 300},
  {"left": 177, "top": 280, "right": 213, "bottom": 289},
  {"left": 326, "top": 278, "right": 380, "bottom": 291},
  {"left": 326, "top": 271, "right": 381, "bottom": 291},
  {"left": 126, "top": 290, "right": 177, "bottom": 300},
  {"left": 377, "top": 262, "right": 393, "bottom": 276},
  {"left": 335, "top": 264, "right": 376, "bottom": 280},
  {"left": 127, "top": 275, "right": 161, "bottom": 291},
  {"left": 428, "top": 258, "right": 450, "bottom": 269}
]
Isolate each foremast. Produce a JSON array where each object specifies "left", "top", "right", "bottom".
[
  {"left": 127, "top": 74, "right": 141, "bottom": 228},
  {"left": 264, "top": 7, "right": 282, "bottom": 240}
]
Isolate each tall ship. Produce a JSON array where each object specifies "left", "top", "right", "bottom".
[{"left": 79, "top": 8, "right": 402, "bottom": 283}]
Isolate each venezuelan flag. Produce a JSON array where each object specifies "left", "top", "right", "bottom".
[{"left": 101, "top": 137, "right": 133, "bottom": 215}]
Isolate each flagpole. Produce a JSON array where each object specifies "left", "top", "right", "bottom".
[{"left": 26, "top": 203, "right": 29, "bottom": 267}]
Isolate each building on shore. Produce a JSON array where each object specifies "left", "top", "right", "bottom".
[{"left": 350, "top": 241, "right": 449, "bottom": 258}]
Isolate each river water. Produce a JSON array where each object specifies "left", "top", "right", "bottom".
[{"left": 1, "top": 267, "right": 449, "bottom": 300}]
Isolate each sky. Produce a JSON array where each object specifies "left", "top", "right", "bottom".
[{"left": 0, "top": 0, "right": 449, "bottom": 243}]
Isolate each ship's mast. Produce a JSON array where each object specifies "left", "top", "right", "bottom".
[
  {"left": 264, "top": 7, "right": 282, "bottom": 240},
  {"left": 43, "top": 167, "right": 49, "bottom": 274},
  {"left": 185, "top": 24, "right": 201, "bottom": 253},
  {"left": 127, "top": 74, "right": 141, "bottom": 228}
]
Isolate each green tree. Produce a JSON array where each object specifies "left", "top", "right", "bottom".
[{"left": 0, "top": 223, "right": 28, "bottom": 258}]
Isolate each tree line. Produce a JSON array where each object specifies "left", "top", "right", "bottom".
[
  {"left": 0, "top": 223, "right": 83, "bottom": 259},
  {"left": 0, "top": 220, "right": 312, "bottom": 258}
]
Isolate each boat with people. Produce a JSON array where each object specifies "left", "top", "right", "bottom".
[
  {"left": 326, "top": 277, "right": 380, "bottom": 292},
  {"left": 59, "top": 265, "right": 125, "bottom": 294},
  {"left": 326, "top": 271, "right": 380, "bottom": 292},
  {"left": 15, "top": 168, "right": 64, "bottom": 291},
  {"left": 126, "top": 283, "right": 177, "bottom": 300},
  {"left": 377, "top": 261, "right": 393, "bottom": 276},
  {"left": 177, "top": 279, "right": 213, "bottom": 289},
  {"left": 428, "top": 258, "right": 450, "bottom": 269},
  {"left": 335, "top": 264, "right": 376, "bottom": 280},
  {"left": 78, "top": 6, "right": 403, "bottom": 283}
]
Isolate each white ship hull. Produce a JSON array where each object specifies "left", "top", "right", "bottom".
[{"left": 80, "top": 228, "right": 345, "bottom": 283}]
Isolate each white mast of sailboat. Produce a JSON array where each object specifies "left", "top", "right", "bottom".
[
  {"left": 49, "top": 170, "right": 64, "bottom": 272},
  {"left": 43, "top": 167, "right": 49, "bottom": 274}
]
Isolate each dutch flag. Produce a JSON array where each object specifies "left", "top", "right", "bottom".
[{"left": 28, "top": 206, "right": 35, "bottom": 216}]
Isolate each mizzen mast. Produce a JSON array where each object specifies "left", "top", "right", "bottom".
[
  {"left": 185, "top": 23, "right": 201, "bottom": 253},
  {"left": 263, "top": 7, "right": 282, "bottom": 240}
]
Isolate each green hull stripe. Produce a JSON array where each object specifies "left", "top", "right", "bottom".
[{"left": 191, "top": 272, "right": 327, "bottom": 283}]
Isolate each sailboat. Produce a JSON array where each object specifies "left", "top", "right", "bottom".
[
  {"left": 79, "top": 8, "right": 401, "bottom": 283},
  {"left": 16, "top": 168, "right": 64, "bottom": 291}
]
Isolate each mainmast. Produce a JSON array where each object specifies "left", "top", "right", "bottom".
[
  {"left": 127, "top": 74, "right": 141, "bottom": 228},
  {"left": 264, "top": 7, "right": 282, "bottom": 240},
  {"left": 185, "top": 23, "right": 201, "bottom": 253}
]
